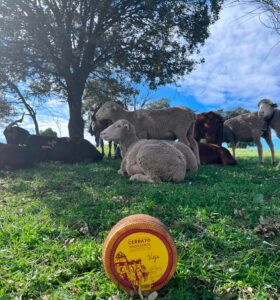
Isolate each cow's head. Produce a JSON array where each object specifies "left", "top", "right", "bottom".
[
  {"left": 195, "top": 112, "right": 224, "bottom": 144},
  {"left": 258, "top": 98, "right": 278, "bottom": 119}
]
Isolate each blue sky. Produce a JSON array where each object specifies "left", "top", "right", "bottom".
[{"left": 0, "top": 3, "right": 280, "bottom": 149}]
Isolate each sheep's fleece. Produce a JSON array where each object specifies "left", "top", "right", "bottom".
[
  {"left": 96, "top": 101, "right": 200, "bottom": 164},
  {"left": 100, "top": 119, "right": 198, "bottom": 183}
]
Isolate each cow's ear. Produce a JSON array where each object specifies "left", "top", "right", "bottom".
[{"left": 272, "top": 103, "right": 278, "bottom": 108}]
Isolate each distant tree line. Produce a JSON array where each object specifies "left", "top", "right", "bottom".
[{"left": 40, "top": 128, "right": 58, "bottom": 137}]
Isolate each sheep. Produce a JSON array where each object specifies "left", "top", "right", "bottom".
[
  {"left": 166, "top": 140, "right": 198, "bottom": 172},
  {"left": 223, "top": 112, "right": 275, "bottom": 165},
  {"left": 95, "top": 101, "right": 200, "bottom": 164},
  {"left": 258, "top": 98, "right": 280, "bottom": 137},
  {"left": 100, "top": 119, "right": 198, "bottom": 183}
]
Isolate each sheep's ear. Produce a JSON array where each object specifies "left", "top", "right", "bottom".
[
  {"left": 272, "top": 103, "right": 278, "bottom": 108},
  {"left": 124, "top": 123, "right": 130, "bottom": 130},
  {"left": 112, "top": 105, "right": 117, "bottom": 111}
]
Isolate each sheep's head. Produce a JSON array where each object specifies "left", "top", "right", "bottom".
[
  {"left": 95, "top": 101, "right": 122, "bottom": 121},
  {"left": 258, "top": 99, "right": 278, "bottom": 119},
  {"left": 100, "top": 119, "right": 135, "bottom": 143}
]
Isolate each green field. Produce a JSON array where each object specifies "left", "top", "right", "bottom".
[{"left": 0, "top": 149, "right": 280, "bottom": 300}]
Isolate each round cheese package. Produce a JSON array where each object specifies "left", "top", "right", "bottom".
[{"left": 102, "top": 214, "right": 177, "bottom": 294}]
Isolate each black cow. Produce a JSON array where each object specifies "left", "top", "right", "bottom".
[
  {"left": 26, "top": 136, "right": 102, "bottom": 163},
  {"left": 43, "top": 138, "right": 103, "bottom": 163},
  {"left": 0, "top": 144, "right": 47, "bottom": 169},
  {"left": 3, "top": 117, "right": 103, "bottom": 164},
  {"left": 25, "top": 135, "right": 58, "bottom": 148},
  {"left": 4, "top": 115, "right": 30, "bottom": 145}
]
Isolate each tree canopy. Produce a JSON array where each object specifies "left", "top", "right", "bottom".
[
  {"left": 40, "top": 128, "right": 58, "bottom": 137},
  {"left": 82, "top": 77, "right": 138, "bottom": 112},
  {"left": 146, "top": 98, "right": 171, "bottom": 110},
  {"left": 0, "top": 95, "right": 14, "bottom": 120},
  {"left": 0, "top": 0, "right": 223, "bottom": 138},
  {"left": 237, "top": 0, "right": 280, "bottom": 35},
  {"left": 216, "top": 107, "right": 251, "bottom": 120}
]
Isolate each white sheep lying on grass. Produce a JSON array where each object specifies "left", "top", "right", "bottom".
[{"left": 100, "top": 119, "right": 198, "bottom": 183}]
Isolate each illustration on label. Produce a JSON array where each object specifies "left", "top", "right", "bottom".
[
  {"left": 114, "top": 251, "right": 149, "bottom": 289},
  {"left": 111, "top": 231, "right": 171, "bottom": 292}
]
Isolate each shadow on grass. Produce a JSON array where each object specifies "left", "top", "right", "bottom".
[
  {"left": 2, "top": 155, "right": 280, "bottom": 233},
  {"left": 1, "top": 153, "right": 280, "bottom": 298}
]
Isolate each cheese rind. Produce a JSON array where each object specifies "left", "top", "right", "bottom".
[{"left": 102, "top": 214, "right": 177, "bottom": 293}]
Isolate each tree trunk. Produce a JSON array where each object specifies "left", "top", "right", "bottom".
[
  {"left": 67, "top": 84, "right": 85, "bottom": 139},
  {"left": 31, "top": 113, "right": 40, "bottom": 135}
]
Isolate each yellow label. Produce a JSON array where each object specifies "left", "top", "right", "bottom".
[{"left": 113, "top": 232, "right": 169, "bottom": 292}]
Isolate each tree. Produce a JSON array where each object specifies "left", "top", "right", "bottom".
[
  {"left": 83, "top": 76, "right": 138, "bottom": 112},
  {"left": 146, "top": 98, "right": 170, "bottom": 110},
  {"left": 0, "top": 83, "right": 42, "bottom": 135},
  {"left": 40, "top": 128, "right": 58, "bottom": 137},
  {"left": 0, "top": 0, "right": 223, "bottom": 139},
  {"left": 216, "top": 107, "right": 251, "bottom": 120},
  {"left": 0, "top": 95, "right": 14, "bottom": 120},
  {"left": 0, "top": 61, "right": 55, "bottom": 135},
  {"left": 216, "top": 107, "right": 254, "bottom": 148},
  {"left": 235, "top": 1, "right": 280, "bottom": 35}
]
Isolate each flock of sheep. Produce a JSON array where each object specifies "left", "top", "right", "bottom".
[
  {"left": 1, "top": 98, "right": 278, "bottom": 182},
  {"left": 88, "top": 98, "right": 279, "bottom": 183}
]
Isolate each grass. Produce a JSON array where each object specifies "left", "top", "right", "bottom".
[{"left": 0, "top": 149, "right": 280, "bottom": 299}]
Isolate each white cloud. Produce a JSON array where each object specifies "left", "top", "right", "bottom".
[
  {"left": 1, "top": 4, "right": 280, "bottom": 147},
  {"left": 177, "top": 3, "right": 280, "bottom": 110}
]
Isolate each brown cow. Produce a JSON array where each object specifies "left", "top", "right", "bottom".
[
  {"left": 199, "top": 143, "right": 236, "bottom": 166},
  {"left": 195, "top": 111, "right": 224, "bottom": 146}
]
